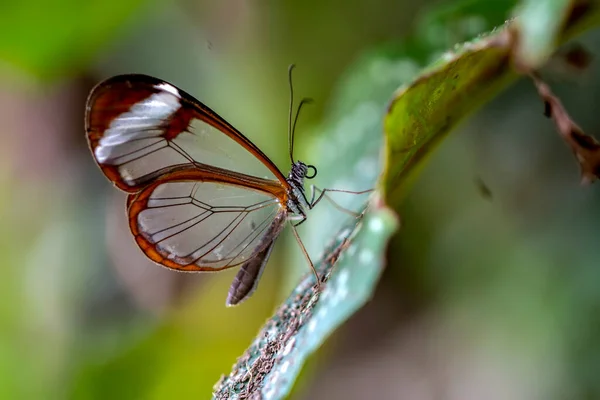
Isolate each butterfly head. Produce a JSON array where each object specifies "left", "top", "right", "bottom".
[{"left": 288, "top": 161, "right": 317, "bottom": 189}]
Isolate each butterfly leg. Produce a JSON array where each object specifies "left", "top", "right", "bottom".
[
  {"left": 289, "top": 213, "right": 307, "bottom": 227},
  {"left": 289, "top": 221, "right": 321, "bottom": 290},
  {"left": 308, "top": 185, "right": 373, "bottom": 217}
]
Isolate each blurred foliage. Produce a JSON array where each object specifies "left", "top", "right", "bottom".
[
  {"left": 514, "top": 0, "right": 575, "bottom": 68},
  {"left": 0, "top": 0, "right": 147, "bottom": 79},
  {"left": 1, "top": 0, "right": 600, "bottom": 399}
]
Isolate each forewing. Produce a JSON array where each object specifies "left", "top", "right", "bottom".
[
  {"left": 128, "top": 178, "right": 287, "bottom": 272},
  {"left": 85, "top": 74, "right": 288, "bottom": 192}
]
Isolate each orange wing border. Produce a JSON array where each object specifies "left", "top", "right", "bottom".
[
  {"left": 127, "top": 166, "right": 288, "bottom": 272},
  {"left": 85, "top": 74, "right": 290, "bottom": 193}
]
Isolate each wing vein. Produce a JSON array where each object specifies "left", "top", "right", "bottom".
[{"left": 191, "top": 211, "right": 249, "bottom": 263}]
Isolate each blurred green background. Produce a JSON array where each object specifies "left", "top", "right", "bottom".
[{"left": 2, "top": 0, "right": 600, "bottom": 398}]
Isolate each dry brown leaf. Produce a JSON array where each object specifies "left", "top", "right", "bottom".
[{"left": 531, "top": 74, "right": 600, "bottom": 184}]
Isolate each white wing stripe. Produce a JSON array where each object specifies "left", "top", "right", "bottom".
[{"left": 95, "top": 92, "right": 180, "bottom": 163}]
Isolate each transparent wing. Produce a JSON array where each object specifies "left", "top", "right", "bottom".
[
  {"left": 128, "top": 177, "right": 288, "bottom": 271},
  {"left": 85, "top": 74, "right": 289, "bottom": 192}
]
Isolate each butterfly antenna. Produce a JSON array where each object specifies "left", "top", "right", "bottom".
[
  {"left": 288, "top": 64, "right": 296, "bottom": 164},
  {"left": 291, "top": 97, "right": 313, "bottom": 158}
]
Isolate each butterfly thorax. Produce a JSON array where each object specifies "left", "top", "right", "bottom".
[{"left": 286, "top": 161, "right": 311, "bottom": 215}]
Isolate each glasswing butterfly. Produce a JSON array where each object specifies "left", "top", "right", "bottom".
[{"left": 85, "top": 66, "right": 369, "bottom": 306}]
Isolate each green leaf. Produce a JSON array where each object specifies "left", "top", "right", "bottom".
[
  {"left": 382, "top": 29, "right": 517, "bottom": 202},
  {"left": 382, "top": 0, "right": 600, "bottom": 204},
  {"left": 214, "top": 0, "right": 600, "bottom": 398},
  {"left": 213, "top": 201, "right": 398, "bottom": 399},
  {"left": 213, "top": 2, "right": 520, "bottom": 399}
]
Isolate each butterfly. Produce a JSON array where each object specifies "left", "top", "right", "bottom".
[{"left": 85, "top": 66, "right": 369, "bottom": 306}]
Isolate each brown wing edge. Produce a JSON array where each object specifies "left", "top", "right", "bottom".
[
  {"left": 85, "top": 74, "right": 290, "bottom": 192},
  {"left": 85, "top": 75, "right": 167, "bottom": 192},
  {"left": 225, "top": 211, "right": 287, "bottom": 306},
  {"left": 127, "top": 167, "right": 288, "bottom": 272}
]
